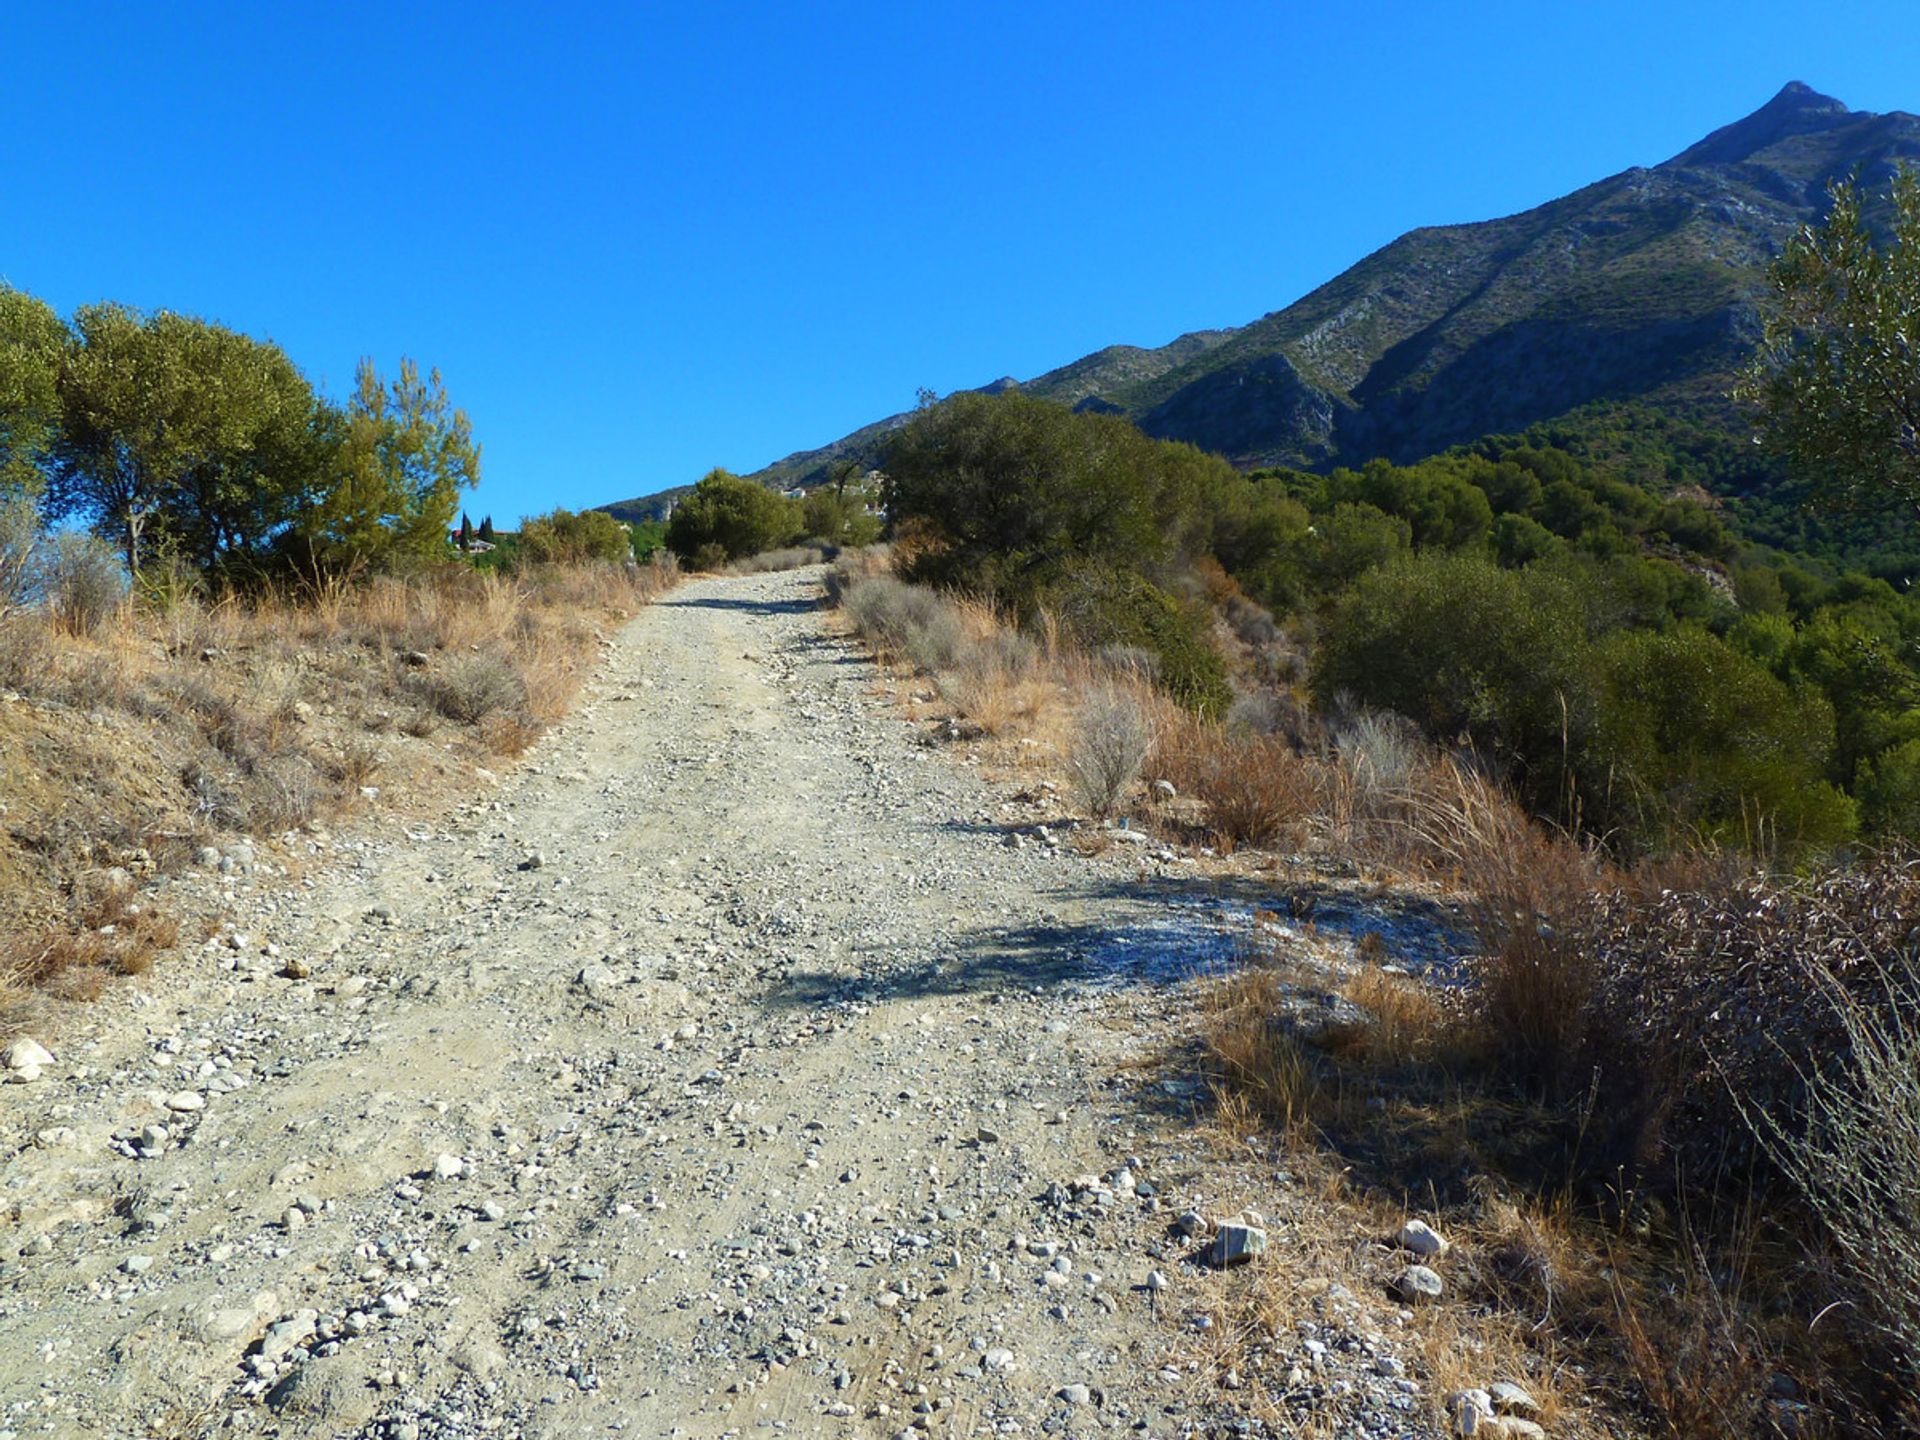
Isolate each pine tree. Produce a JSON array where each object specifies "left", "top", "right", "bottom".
[
  {"left": 458, "top": 511, "right": 473, "bottom": 548},
  {"left": 478, "top": 515, "right": 495, "bottom": 543}
]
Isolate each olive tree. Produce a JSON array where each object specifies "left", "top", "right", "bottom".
[{"left": 1739, "top": 167, "right": 1920, "bottom": 517}]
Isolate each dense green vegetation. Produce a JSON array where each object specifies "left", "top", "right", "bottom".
[
  {"left": 663, "top": 467, "right": 880, "bottom": 568},
  {"left": 883, "top": 391, "right": 1230, "bottom": 713},
  {"left": 0, "top": 286, "right": 478, "bottom": 583},
  {"left": 884, "top": 386, "right": 1920, "bottom": 854}
]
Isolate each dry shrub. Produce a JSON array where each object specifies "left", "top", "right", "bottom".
[
  {"left": 936, "top": 628, "right": 1042, "bottom": 735},
  {"left": 415, "top": 651, "right": 527, "bottom": 725},
  {"left": 330, "top": 740, "right": 382, "bottom": 788},
  {"left": 1155, "top": 712, "right": 1315, "bottom": 849},
  {"left": 1754, "top": 946, "right": 1920, "bottom": 1388},
  {"left": 822, "top": 545, "right": 892, "bottom": 605},
  {"left": 1064, "top": 684, "right": 1151, "bottom": 817},
  {"left": 244, "top": 756, "right": 325, "bottom": 831},
  {"left": 724, "top": 544, "right": 831, "bottom": 574},
  {"left": 1203, "top": 966, "right": 1325, "bottom": 1143},
  {"left": 1608, "top": 1232, "right": 1776, "bottom": 1440},
  {"left": 1331, "top": 962, "right": 1449, "bottom": 1066},
  {"left": 4, "top": 885, "right": 183, "bottom": 997},
  {"left": 0, "top": 611, "right": 51, "bottom": 691},
  {"left": 482, "top": 713, "right": 541, "bottom": 757},
  {"left": 841, "top": 575, "right": 968, "bottom": 672},
  {"left": 46, "top": 533, "right": 124, "bottom": 636}
]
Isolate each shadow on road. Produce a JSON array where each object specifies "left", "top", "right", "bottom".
[
  {"left": 760, "top": 853, "right": 1470, "bottom": 1016},
  {"left": 664, "top": 593, "right": 821, "bottom": 617}
]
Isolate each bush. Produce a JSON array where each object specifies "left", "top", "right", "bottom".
[
  {"left": 517, "top": 508, "right": 632, "bottom": 565},
  {"left": 1065, "top": 686, "right": 1152, "bottom": 817},
  {"left": 1592, "top": 626, "right": 1855, "bottom": 853},
  {"left": 0, "top": 490, "right": 44, "bottom": 614},
  {"left": 1314, "top": 552, "right": 1596, "bottom": 811},
  {"left": 724, "top": 544, "right": 831, "bottom": 575},
  {"left": 1040, "top": 563, "right": 1230, "bottom": 716},
  {"left": 416, "top": 652, "right": 527, "bottom": 725},
  {"left": 841, "top": 576, "right": 967, "bottom": 672},
  {"left": 45, "top": 532, "right": 125, "bottom": 635},
  {"left": 1156, "top": 714, "right": 1314, "bottom": 848},
  {"left": 665, "top": 470, "right": 801, "bottom": 564},
  {"left": 800, "top": 486, "right": 883, "bottom": 548},
  {"left": 0, "top": 611, "right": 49, "bottom": 690},
  {"left": 1751, "top": 934, "right": 1920, "bottom": 1385}
]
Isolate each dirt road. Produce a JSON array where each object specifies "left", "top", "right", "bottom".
[{"left": 0, "top": 569, "right": 1439, "bottom": 1440}]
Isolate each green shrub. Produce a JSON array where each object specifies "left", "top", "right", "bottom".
[
  {"left": 518, "top": 508, "right": 632, "bottom": 565},
  {"left": 800, "top": 486, "right": 883, "bottom": 547},
  {"left": 665, "top": 470, "right": 801, "bottom": 564},
  {"left": 1313, "top": 552, "right": 1596, "bottom": 808},
  {"left": 1591, "top": 626, "right": 1854, "bottom": 852},
  {"left": 1039, "top": 563, "right": 1229, "bottom": 717}
]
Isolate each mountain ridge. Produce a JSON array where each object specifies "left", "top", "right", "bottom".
[{"left": 598, "top": 83, "right": 1919, "bottom": 517}]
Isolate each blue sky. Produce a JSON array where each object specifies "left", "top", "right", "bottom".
[{"left": 1, "top": 3, "right": 1915, "bottom": 522}]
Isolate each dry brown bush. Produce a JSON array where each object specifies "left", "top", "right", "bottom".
[
  {"left": 1064, "top": 685, "right": 1152, "bottom": 817},
  {"left": 1154, "top": 713, "right": 1316, "bottom": 849},
  {"left": 414, "top": 651, "right": 528, "bottom": 726},
  {"left": 1203, "top": 966, "right": 1326, "bottom": 1144}
]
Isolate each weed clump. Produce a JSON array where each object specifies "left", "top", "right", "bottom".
[{"left": 1065, "top": 686, "right": 1151, "bottom": 817}]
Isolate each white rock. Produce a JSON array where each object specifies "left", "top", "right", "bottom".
[
  {"left": 433, "top": 1153, "right": 465, "bottom": 1181},
  {"left": 1489, "top": 1382, "right": 1542, "bottom": 1416},
  {"left": 164, "top": 1091, "right": 205, "bottom": 1113},
  {"left": 1397, "top": 1218, "right": 1449, "bottom": 1257},
  {"left": 2, "top": 1038, "right": 53, "bottom": 1072}
]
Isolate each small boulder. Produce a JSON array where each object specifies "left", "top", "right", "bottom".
[
  {"left": 3, "top": 1038, "right": 54, "bottom": 1073},
  {"left": 1397, "top": 1218, "right": 1450, "bottom": 1258},
  {"left": 1208, "top": 1223, "right": 1268, "bottom": 1268},
  {"left": 1390, "top": 1264, "right": 1444, "bottom": 1305},
  {"left": 1489, "top": 1382, "right": 1541, "bottom": 1417},
  {"left": 432, "top": 1153, "right": 465, "bottom": 1181}
]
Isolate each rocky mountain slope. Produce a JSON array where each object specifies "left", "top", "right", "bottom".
[{"left": 713, "top": 82, "right": 1917, "bottom": 495}]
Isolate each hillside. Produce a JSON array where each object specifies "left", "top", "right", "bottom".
[{"left": 676, "top": 82, "right": 1916, "bottom": 499}]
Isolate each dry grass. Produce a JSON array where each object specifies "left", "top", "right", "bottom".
[
  {"left": 0, "top": 555, "right": 677, "bottom": 1031},
  {"left": 1154, "top": 712, "right": 1318, "bottom": 850}
]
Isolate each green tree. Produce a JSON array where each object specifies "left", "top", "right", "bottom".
[
  {"left": 291, "top": 358, "right": 479, "bottom": 578},
  {"left": 1739, "top": 168, "right": 1920, "bottom": 516},
  {"left": 1592, "top": 627, "right": 1854, "bottom": 852},
  {"left": 55, "top": 303, "right": 326, "bottom": 572},
  {"left": 800, "top": 485, "right": 882, "bottom": 546},
  {"left": 664, "top": 469, "right": 800, "bottom": 564},
  {"left": 519, "top": 507, "right": 633, "bottom": 564},
  {"left": 478, "top": 515, "right": 496, "bottom": 543},
  {"left": 1313, "top": 553, "right": 1598, "bottom": 814},
  {"left": 0, "top": 287, "right": 67, "bottom": 497},
  {"left": 881, "top": 391, "right": 1224, "bottom": 593}
]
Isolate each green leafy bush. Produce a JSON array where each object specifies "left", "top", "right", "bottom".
[
  {"left": 518, "top": 507, "right": 632, "bottom": 565},
  {"left": 665, "top": 470, "right": 801, "bottom": 565}
]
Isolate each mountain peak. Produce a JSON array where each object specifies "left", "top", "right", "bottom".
[{"left": 1664, "top": 81, "right": 1855, "bottom": 169}]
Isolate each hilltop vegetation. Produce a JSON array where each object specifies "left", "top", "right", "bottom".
[{"left": 879, "top": 386, "right": 1917, "bottom": 856}]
